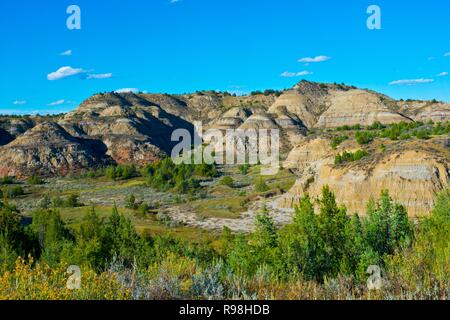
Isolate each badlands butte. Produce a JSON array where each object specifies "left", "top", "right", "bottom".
[{"left": 0, "top": 80, "right": 449, "bottom": 223}]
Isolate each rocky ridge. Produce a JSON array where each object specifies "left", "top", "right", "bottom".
[{"left": 0, "top": 81, "right": 449, "bottom": 182}]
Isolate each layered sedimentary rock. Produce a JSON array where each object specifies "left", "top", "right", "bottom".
[
  {"left": 0, "top": 123, "right": 112, "bottom": 177},
  {"left": 314, "top": 90, "right": 410, "bottom": 128},
  {"left": 283, "top": 137, "right": 334, "bottom": 171},
  {"left": 397, "top": 100, "right": 450, "bottom": 122},
  {"left": 278, "top": 139, "right": 449, "bottom": 216},
  {"left": 0, "top": 81, "right": 448, "bottom": 179}
]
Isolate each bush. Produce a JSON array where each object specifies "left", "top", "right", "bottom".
[
  {"left": 2, "top": 186, "right": 24, "bottom": 199},
  {"left": 138, "top": 202, "right": 150, "bottom": 216},
  {"left": 220, "top": 176, "right": 234, "bottom": 188},
  {"left": 330, "top": 135, "right": 348, "bottom": 149},
  {"left": 125, "top": 194, "right": 138, "bottom": 210},
  {"left": 63, "top": 194, "right": 81, "bottom": 208},
  {"left": 105, "top": 165, "right": 137, "bottom": 180},
  {"left": 37, "top": 194, "right": 51, "bottom": 209},
  {"left": 432, "top": 122, "right": 450, "bottom": 135},
  {"left": 255, "top": 178, "right": 269, "bottom": 192},
  {"left": 0, "top": 176, "right": 14, "bottom": 185},
  {"left": 355, "top": 131, "right": 375, "bottom": 145},
  {"left": 336, "top": 125, "right": 351, "bottom": 131},
  {"left": 399, "top": 133, "right": 411, "bottom": 140},
  {"left": 368, "top": 121, "right": 384, "bottom": 130},
  {"left": 0, "top": 185, "right": 448, "bottom": 299},
  {"left": 142, "top": 158, "right": 215, "bottom": 194},
  {"left": 51, "top": 196, "right": 64, "bottom": 208},
  {"left": 27, "top": 175, "right": 44, "bottom": 185},
  {"left": 334, "top": 150, "right": 368, "bottom": 165},
  {"left": 413, "top": 128, "right": 430, "bottom": 140},
  {"left": 352, "top": 149, "right": 369, "bottom": 161},
  {"left": 238, "top": 164, "right": 250, "bottom": 175}
]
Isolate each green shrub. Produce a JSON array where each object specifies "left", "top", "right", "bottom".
[
  {"left": 368, "top": 121, "right": 384, "bottom": 130},
  {"left": 238, "top": 164, "right": 250, "bottom": 175},
  {"left": 335, "top": 150, "right": 368, "bottom": 165},
  {"left": 336, "top": 125, "right": 351, "bottom": 131},
  {"left": 27, "top": 175, "right": 44, "bottom": 185},
  {"left": 399, "top": 132, "right": 410, "bottom": 140},
  {"left": 63, "top": 194, "right": 81, "bottom": 208},
  {"left": 142, "top": 158, "right": 215, "bottom": 194},
  {"left": 125, "top": 194, "right": 138, "bottom": 210},
  {"left": 37, "top": 194, "right": 51, "bottom": 209},
  {"left": 255, "top": 178, "right": 269, "bottom": 192},
  {"left": 2, "top": 186, "right": 24, "bottom": 199},
  {"left": 220, "top": 176, "right": 234, "bottom": 188},
  {"left": 413, "top": 128, "right": 430, "bottom": 140},
  {"left": 138, "top": 202, "right": 150, "bottom": 216},
  {"left": 330, "top": 135, "right": 348, "bottom": 149},
  {"left": 355, "top": 131, "right": 375, "bottom": 145},
  {"left": 51, "top": 196, "right": 64, "bottom": 208},
  {"left": 0, "top": 176, "right": 14, "bottom": 185},
  {"left": 431, "top": 122, "right": 450, "bottom": 135},
  {"left": 1, "top": 185, "right": 448, "bottom": 299},
  {"left": 352, "top": 149, "right": 369, "bottom": 161},
  {"left": 105, "top": 165, "right": 137, "bottom": 180}
]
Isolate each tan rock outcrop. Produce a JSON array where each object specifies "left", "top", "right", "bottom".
[
  {"left": 0, "top": 82, "right": 448, "bottom": 179},
  {"left": 0, "top": 123, "right": 112, "bottom": 177},
  {"left": 315, "top": 90, "right": 410, "bottom": 128},
  {"left": 268, "top": 90, "right": 319, "bottom": 128},
  {"left": 397, "top": 101, "right": 450, "bottom": 123},
  {"left": 283, "top": 137, "right": 334, "bottom": 170},
  {"left": 279, "top": 147, "right": 449, "bottom": 217}
]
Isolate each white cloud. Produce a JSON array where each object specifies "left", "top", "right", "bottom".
[
  {"left": 437, "top": 72, "right": 448, "bottom": 77},
  {"left": 87, "top": 73, "right": 113, "bottom": 79},
  {"left": 281, "top": 71, "right": 312, "bottom": 77},
  {"left": 60, "top": 49, "right": 72, "bottom": 56},
  {"left": 298, "top": 55, "right": 331, "bottom": 63},
  {"left": 48, "top": 99, "right": 66, "bottom": 106},
  {"left": 389, "top": 78, "right": 434, "bottom": 85},
  {"left": 114, "top": 88, "right": 140, "bottom": 94},
  {"left": 47, "top": 66, "right": 85, "bottom": 81},
  {"left": 13, "top": 100, "right": 27, "bottom": 105},
  {"left": 170, "top": 0, "right": 181, "bottom": 3}
]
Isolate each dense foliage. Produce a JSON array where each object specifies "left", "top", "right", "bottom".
[
  {"left": 0, "top": 186, "right": 448, "bottom": 300},
  {"left": 141, "top": 158, "right": 218, "bottom": 194},
  {"left": 335, "top": 121, "right": 450, "bottom": 143},
  {"left": 330, "top": 135, "right": 348, "bottom": 149},
  {"left": 334, "top": 150, "right": 369, "bottom": 165}
]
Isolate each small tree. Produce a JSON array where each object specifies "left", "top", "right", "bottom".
[
  {"left": 220, "top": 176, "right": 234, "bottom": 188},
  {"left": 254, "top": 205, "right": 278, "bottom": 248},
  {"left": 125, "top": 194, "right": 137, "bottom": 210},
  {"left": 27, "top": 175, "right": 44, "bottom": 185},
  {"left": 255, "top": 178, "right": 269, "bottom": 192},
  {"left": 38, "top": 194, "right": 51, "bottom": 209},
  {"left": 238, "top": 164, "right": 250, "bottom": 175},
  {"left": 64, "top": 194, "right": 81, "bottom": 208},
  {"left": 364, "top": 190, "right": 413, "bottom": 257}
]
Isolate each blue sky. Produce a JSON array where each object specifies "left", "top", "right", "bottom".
[{"left": 0, "top": 0, "right": 449, "bottom": 114}]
